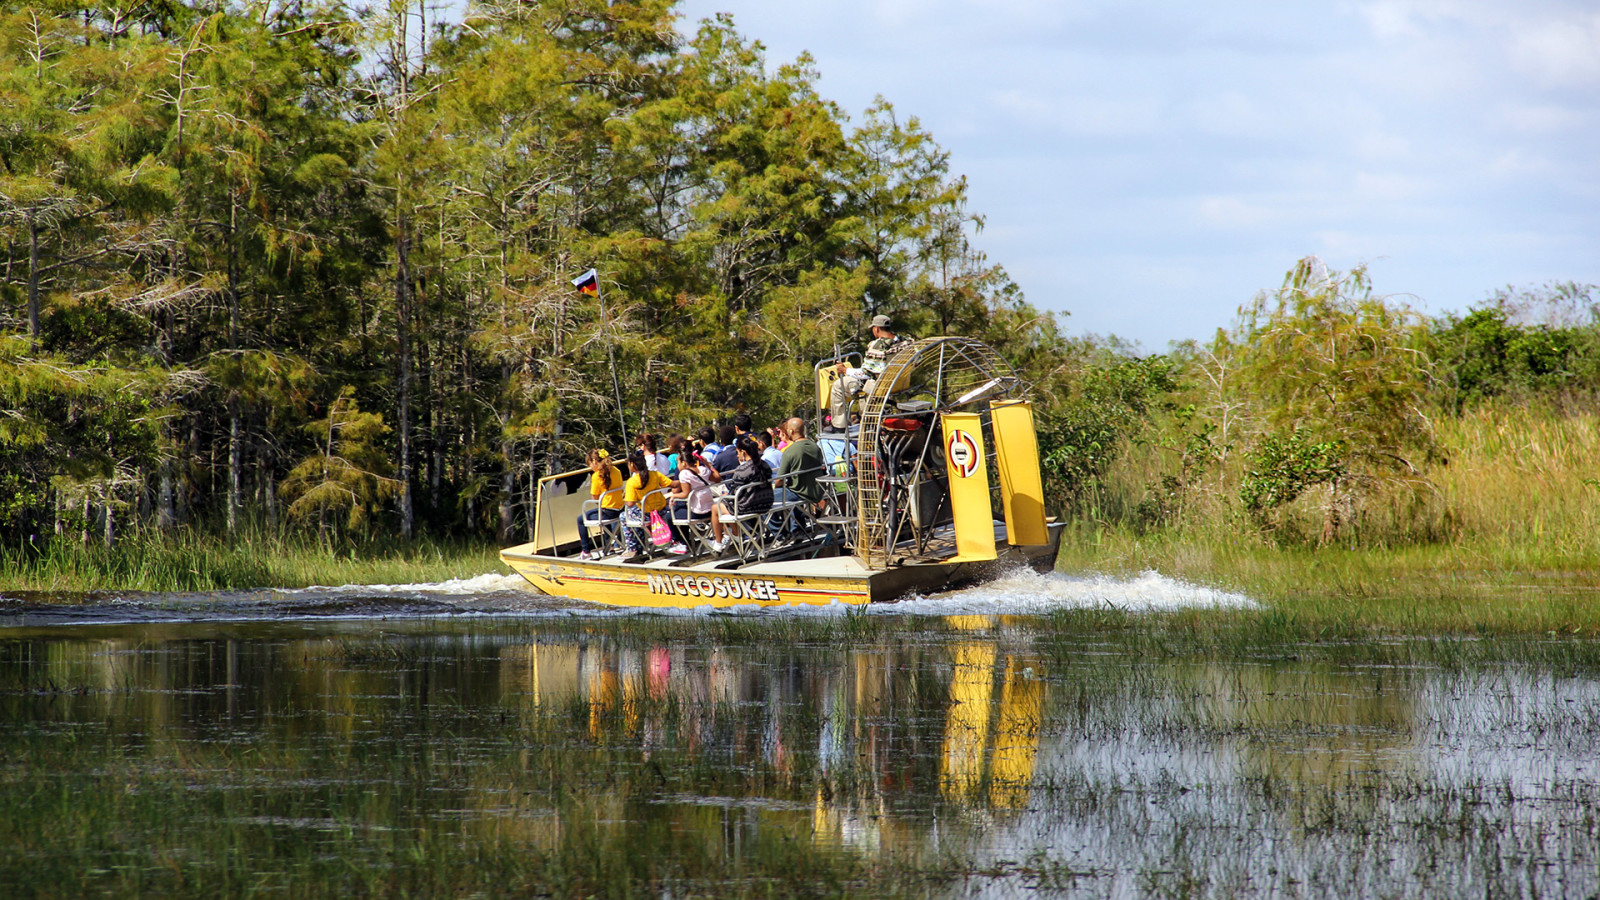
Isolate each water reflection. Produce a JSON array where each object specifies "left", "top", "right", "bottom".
[
  {"left": 4, "top": 618, "right": 1600, "bottom": 897},
  {"left": 489, "top": 620, "right": 1051, "bottom": 844}
]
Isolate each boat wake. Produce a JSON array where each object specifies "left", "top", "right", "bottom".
[
  {"left": 0, "top": 570, "right": 1255, "bottom": 627},
  {"left": 888, "top": 568, "right": 1259, "bottom": 615},
  {"left": 0, "top": 574, "right": 576, "bottom": 627}
]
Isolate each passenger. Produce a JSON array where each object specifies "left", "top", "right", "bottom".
[
  {"left": 830, "top": 314, "right": 908, "bottom": 431},
  {"left": 774, "top": 417, "right": 825, "bottom": 507},
  {"left": 577, "top": 449, "right": 624, "bottom": 560},
  {"left": 711, "top": 424, "right": 740, "bottom": 473},
  {"left": 668, "top": 443, "right": 716, "bottom": 554},
  {"left": 701, "top": 425, "right": 725, "bottom": 461},
  {"left": 732, "top": 413, "right": 753, "bottom": 442},
  {"left": 753, "top": 430, "right": 783, "bottom": 471},
  {"left": 636, "top": 432, "right": 672, "bottom": 477},
  {"left": 707, "top": 436, "right": 773, "bottom": 553},
  {"left": 621, "top": 450, "right": 673, "bottom": 564},
  {"left": 664, "top": 434, "right": 687, "bottom": 477},
  {"left": 767, "top": 425, "right": 790, "bottom": 452}
]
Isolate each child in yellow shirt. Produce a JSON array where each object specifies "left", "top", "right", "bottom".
[{"left": 577, "top": 449, "right": 624, "bottom": 559}]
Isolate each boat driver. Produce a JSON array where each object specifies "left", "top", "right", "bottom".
[{"left": 830, "top": 314, "right": 908, "bottom": 431}]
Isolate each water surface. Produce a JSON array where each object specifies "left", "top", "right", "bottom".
[{"left": 2, "top": 571, "right": 1596, "bottom": 898}]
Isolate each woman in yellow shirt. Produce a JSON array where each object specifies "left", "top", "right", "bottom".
[
  {"left": 621, "top": 450, "right": 673, "bottom": 563},
  {"left": 577, "top": 449, "right": 624, "bottom": 560}
]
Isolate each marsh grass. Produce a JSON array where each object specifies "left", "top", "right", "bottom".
[
  {"left": 1063, "top": 404, "right": 1600, "bottom": 634},
  {"left": 0, "top": 531, "right": 502, "bottom": 593},
  {"left": 1057, "top": 522, "right": 1600, "bottom": 635},
  {"left": 1071, "top": 402, "right": 1600, "bottom": 626}
]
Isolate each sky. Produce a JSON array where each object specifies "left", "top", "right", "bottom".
[{"left": 673, "top": 0, "right": 1600, "bottom": 350}]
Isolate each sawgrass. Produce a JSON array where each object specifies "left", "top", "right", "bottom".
[
  {"left": 1056, "top": 400, "right": 1600, "bottom": 635},
  {"left": 1058, "top": 523, "right": 1600, "bottom": 635},
  {"left": 0, "top": 530, "right": 502, "bottom": 593}
]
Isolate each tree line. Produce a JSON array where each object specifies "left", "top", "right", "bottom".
[
  {"left": 2, "top": 0, "right": 1593, "bottom": 558},
  {"left": 0, "top": 0, "right": 1071, "bottom": 551}
]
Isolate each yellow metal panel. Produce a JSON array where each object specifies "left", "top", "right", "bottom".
[
  {"left": 940, "top": 412, "right": 997, "bottom": 562},
  {"left": 815, "top": 365, "right": 840, "bottom": 417},
  {"left": 990, "top": 400, "right": 1050, "bottom": 546}
]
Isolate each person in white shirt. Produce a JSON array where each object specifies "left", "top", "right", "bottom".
[
  {"left": 636, "top": 432, "right": 673, "bottom": 477},
  {"left": 667, "top": 443, "right": 719, "bottom": 554}
]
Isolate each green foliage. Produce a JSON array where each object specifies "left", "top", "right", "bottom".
[
  {"left": 279, "top": 388, "right": 400, "bottom": 542},
  {"left": 0, "top": 336, "right": 161, "bottom": 544},
  {"left": 1239, "top": 429, "right": 1346, "bottom": 533},
  {"left": 1428, "top": 282, "right": 1600, "bottom": 410},
  {"left": 1134, "top": 406, "right": 1219, "bottom": 533},
  {"left": 1039, "top": 350, "right": 1177, "bottom": 512},
  {"left": 1231, "top": 258, "right": 1435, "bottom": 542}
]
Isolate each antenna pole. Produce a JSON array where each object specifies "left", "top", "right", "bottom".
[{"left": 597, "top": 282, "right": 629, "bottom": 444}]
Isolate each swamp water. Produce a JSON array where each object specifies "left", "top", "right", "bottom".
[{"left": 3, "top": 570, "right": 1600, "bottom": 898}]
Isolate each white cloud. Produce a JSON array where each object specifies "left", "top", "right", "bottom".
[
  {"left": 1509, "top": 14, "right": 1600, "bottom": 88},
  {"left": 1485, "top": 150, "right": 1557, "bottom": 178},
  {"left": 1494, "top": 101, "right": 1590, "bottom": 133}
]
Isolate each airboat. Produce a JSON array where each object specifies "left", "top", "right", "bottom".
[{"left": 499, "top": 336, "right": 1064, "bottom": 608}]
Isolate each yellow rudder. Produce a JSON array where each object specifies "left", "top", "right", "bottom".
[
  {"left": 990, "top": 400, "right": 1049, "bottom": 546},
  {"left": 941, "top": 412, "right": 997, "bottom": 562}
]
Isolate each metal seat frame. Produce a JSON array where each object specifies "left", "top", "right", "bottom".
[{"left": 578, "top": 487, "right": 626, "bottom": 557}]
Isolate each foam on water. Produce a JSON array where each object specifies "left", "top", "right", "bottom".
[
  {"left": 883, "top": 568, "right": 1259, "bottom": 615},
  {"left": 291, "top": 568, "right": 1260, "bottom": 618},
  {"left": 281, "top": 573, "right": 530, "bottom": 599},
  {"left": 0, "top": 569, "right": 1257, "bottom": 626}
]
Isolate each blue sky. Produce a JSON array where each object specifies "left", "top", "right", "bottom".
[{"left": 675, "top": 0, "right": 1600, "bottom": 349}]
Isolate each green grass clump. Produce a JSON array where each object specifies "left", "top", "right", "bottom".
[
  {"left": 0, "top": 531, "right": 502, "bottom": 593},
  {"left": 1057, "top": 521, "right": 1600, "bottom": 636}
]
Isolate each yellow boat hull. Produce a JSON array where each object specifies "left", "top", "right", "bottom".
[
  {"left": 498, "top": 523, "right": 1061, "bottom": 610},
  {"left": 500, "top": 550, "right": 871, "bottom": 609}
]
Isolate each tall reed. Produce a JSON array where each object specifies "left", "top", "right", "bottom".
[
  {"left": 0, "top": 531, "right": 503, "bottom": 593},
  {"left": 1059, "top": 401, "right": 1600, "bottom": 628}
]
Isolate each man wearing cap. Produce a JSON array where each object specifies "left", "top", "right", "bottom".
[{"left": 830, "top": 314, "right": 908, "bottom": 431}]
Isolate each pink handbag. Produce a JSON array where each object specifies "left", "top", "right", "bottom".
[{"left": 648, "top": 511, "right": 673, "bottom": 546}]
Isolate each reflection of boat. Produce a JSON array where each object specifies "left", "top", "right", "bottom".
[{"left": 500, "top": 337, "right": 1064, "bottom": 608}]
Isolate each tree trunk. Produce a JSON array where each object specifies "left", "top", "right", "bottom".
[
  {"left": 395, "top": 221, "right": 415, "bottom": 539},
  {"left": 102, "top": 483, "right": 114, "bottom": 550},
  {"left": 228, "top": 401, "right": 242, "bottom": 535},
  {"left": 1320, "top": 479, "right": 1340, "bottom": 547},
  {"left": 158, "top": 459, "right": 176, "bottom": 531},
  {"left": 526, "top": 443, "right": 536, "bottom": 543},
  {"left": 26, "top": 209, "right": 40, "bottom": 349},
  {"left": 262, "top": 429, "right": 278, "bottom": 532},
  {"left": 498, "top": 433, "right": 515, "bottom": 542},
  {"left": 226, "top": 198, "right": 242, "bottom": 535}
]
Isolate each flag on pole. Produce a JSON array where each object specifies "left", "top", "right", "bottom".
[{"left": 571, "top": 268, "right": 599, "bottom": 296}]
